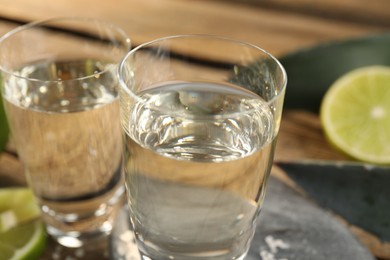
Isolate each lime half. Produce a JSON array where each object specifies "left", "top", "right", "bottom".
[
  {"left": 0, "top": 220, "right": 46, "bottom": 260},
  {"left": 0, "top": 188, "right": 41, "bottom": 231},
  {"left": 0, "top": 188, "right": 46, "bottom": 260},
  {"left": 320, "top": 66, "right": 390, "bottom": 165}
]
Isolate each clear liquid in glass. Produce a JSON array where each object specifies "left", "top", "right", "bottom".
[
  {"left": 2, "top": 59, "right": 124, "bottom": 246},
  {"left": 122, "top": 82, "right": 275, "bottom": 259}
]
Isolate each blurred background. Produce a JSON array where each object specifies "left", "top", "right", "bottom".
[{"left": 0, "top": 0, "right": 388, "bottom": 56}]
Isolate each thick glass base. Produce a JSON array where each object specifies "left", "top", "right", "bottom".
[
  {"left": 136, "top": 236, "right": 251, "bottom": 260},
  {"left": 47, "top": 222, "right": 112, "bottom": 248},
  {"left": 42, "top": 185, "right": 125, "bottom": 248},
  {"left": 138, "top": 249, "right": 248, "bottom": 260}
]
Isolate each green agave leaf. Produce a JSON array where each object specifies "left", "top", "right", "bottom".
[
  {"left": 0, "top": 74, "right": 9, "bottom": 152},
  {"left": 279, "top": 33, "right": 390, "bottom": 112}
]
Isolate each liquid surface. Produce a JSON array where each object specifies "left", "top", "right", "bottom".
[
  {"left": 3, "top": 59, "right": 117, "bottom": 113},
  {"left": 121, "top": 82, "right": 275, "bottom": 259}
]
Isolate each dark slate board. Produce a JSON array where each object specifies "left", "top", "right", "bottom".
[
  {"left": 277, "top": 161, "right": 390, "bottom": 243},
  {"left": 247, "top": 177, "right": 374, "bottom": 260},
  {"left": 110, "top": 177, "right": 374, "bottom": 260}
]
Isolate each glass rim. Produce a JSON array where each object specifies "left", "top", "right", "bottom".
[
  {"left": 118, "top": 34, "right": 287, "bottom": 108},
  {"left": 0, "top": 16, "right": 130, "bottom": 83}
]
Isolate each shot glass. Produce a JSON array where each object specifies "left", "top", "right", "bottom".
[
  {"left": 118, "top": 35, "right": 287, "bottom": 259},
  {"left": 0, "top": 17, "right": 130, "bottom": 247}
]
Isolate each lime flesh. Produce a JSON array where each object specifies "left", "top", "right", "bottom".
[
  {"left": 0, "top": 188, "right": 41, "bottom": 230},
  {"left": 0, "top": 188, "right": 46, "bottom": 260},
  {"left": 320, "top": 66, "right": 390, "bottom": 164},
  {"left": 0, "top": 220, "right": 46, "bottom": 260}
]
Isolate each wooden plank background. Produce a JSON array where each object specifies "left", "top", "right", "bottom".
[{"left": 0, "top": 0, "right": 388, "bottom": 56}]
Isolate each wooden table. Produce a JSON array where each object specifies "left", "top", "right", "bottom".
[{"left": 0, "top": 0, "right": 389, "bottom": 259}]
